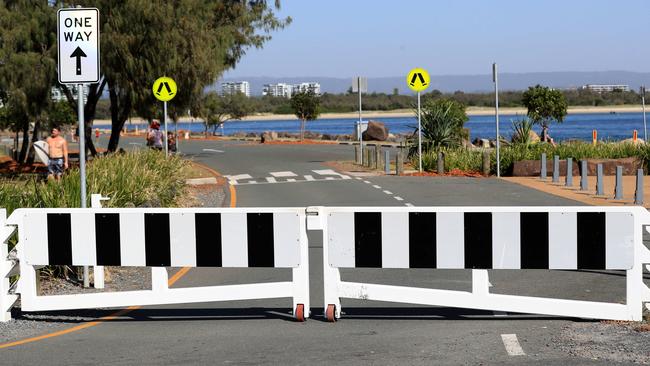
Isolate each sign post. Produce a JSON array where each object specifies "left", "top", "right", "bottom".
[
  {"left": 152, "top": 76, "right": 177, "bottom": 157},
  {"left": 57, "top": 7, "right": 100, "bottom": 207},
  {"left": 352, "top": 77, "right": 367, "bottom": 164},
  {"left": 641, "top": 86, "right": 647, "bottom": 143},
  {"left": 493, "top": 63, "right": 500, "bottom": 177},
  {"left": 406, "top": 68, "right": 430, "bottom": 173},
  {"left": 58, "top": 7, "right": 100, "bottom": 288}
]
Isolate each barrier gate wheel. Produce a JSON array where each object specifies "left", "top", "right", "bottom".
[
  {"left": 295, "top": 304, "right": 306, "bottom": 322},
  {"left": 326, "top": 304, "right": 337, "bottom": 322}
]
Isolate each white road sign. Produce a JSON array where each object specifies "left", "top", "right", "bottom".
[{"left": 57, "top": 8, "right": 100, "bottom": 84}]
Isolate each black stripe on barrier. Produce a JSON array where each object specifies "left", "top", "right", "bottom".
[
  {"left": 464, "top": 212, "right": 492, "bottom": 269},
  {"left": 520, "top": 212, "right": 549, "bottom": 269},
  {"left": 195, "top": 213, "right": 222, "bottom": 266},
  {"left": 144, "top": 213, "right": 171, "bottom": 266},
  {"left": 247, "top": 213, "right": 275, "bottom": 267},
  {"left": 409, "top": 212, "right": 436, "bottom": 268},
  {"left": 577, "top": 212, "right": 606, "bottom": 269},
  {"left": 47, "top": 213, "right": 73, "bottom": 265},
  {"left": 354, "top": 212, "right": 382, "bottom": 268},
  {"left": 95, "top": 213, "right": 121, "bottom": 266}
]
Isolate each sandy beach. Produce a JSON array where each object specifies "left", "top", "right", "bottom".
[{"left": 92, "top": 104, "right": 647, "bottom": 126}]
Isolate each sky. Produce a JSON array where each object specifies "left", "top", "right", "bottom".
[{"left": 223, "top": 0, "right": 650, "bottom": 78}]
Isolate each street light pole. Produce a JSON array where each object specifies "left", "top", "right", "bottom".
[
  {"left": 493, "top": 63, "right": 500, "bottom": 177},
  {"left": 358, "top": 77, "right": 363, "bottom": 164}
]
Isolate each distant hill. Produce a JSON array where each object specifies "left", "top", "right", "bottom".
[{"left": 213, "top": 71, "right": 650, "bottom": 95}]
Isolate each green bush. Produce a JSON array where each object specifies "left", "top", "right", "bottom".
[
  {"left": 0, "top": 150, "right": 190, "bottom": 215},
  {"left": 415, "top": 141, "right": 650, "bottom": 176}
]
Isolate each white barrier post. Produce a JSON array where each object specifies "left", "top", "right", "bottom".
[
  {"left": 90, "top": 194, "right": 110, "bottom": 289},
  {"left": 1, "top": 209, "right": 19, "bottom": 321}
]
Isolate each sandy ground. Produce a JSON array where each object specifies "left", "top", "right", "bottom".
[
  {"left": 92, "top": 104, "right": 647, "bottom": 126},
  {"left": 503, "top": 174, "right": 650, "bottom": 208}
]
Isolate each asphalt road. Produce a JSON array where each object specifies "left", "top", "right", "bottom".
[{"left": 2, "top": 136, "right": 638, "bottom": 365}]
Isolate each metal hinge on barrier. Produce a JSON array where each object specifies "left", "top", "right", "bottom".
[{"left": 306, "top": 206, "right": 325, "bottom": 230}]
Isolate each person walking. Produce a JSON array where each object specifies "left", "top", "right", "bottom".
[
  {"left": 146, "top": 121, "right": 164, "bottom": 151},
  {"left": 46, "top": 126, "right": 69, "bottom": 181}
]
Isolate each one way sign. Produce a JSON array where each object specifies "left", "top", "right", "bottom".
[{"left": 57, "top": 8, "right": 100, "bottom": 84}]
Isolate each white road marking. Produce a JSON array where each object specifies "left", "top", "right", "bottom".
[
  {"left": 501, "top": 334, "right": 526, "bottom": 356},
  {"left": 304, "top": 175, "right": 315, "bottom": 181},
  {"left": 312, "top": 169, "right": 340, "bottom": 176},
  {"left": 287, "top": 178, "right": 296, "bottom": 182},
  {"left": 202, "top": 148, "right": 224, "bottom": 153},
  {"left": 270, "top": 171, "right": 297, "bottom": 177},
  {"left": 493, "top": 311, "right": 508, "bottom": 317},
  {"left": 355, "top": 177, "right": 363, "bottom": 180},
  {"left": 266, "top": 177, "right": 277, "bottom": 183},
  {"left": 325, "top": 177, "right": 335, "bottom": 180},
  {"left": 405, "top": 203, "right": 414, "bottom": 207},
  {"left": 363, "top": 180, "right": 371, "bottom": 184},
  {"left": 383, "top": 190, "right": 393, "bottom": 194},
  {"left": 225, "top": 174, "right": 252, "bottom": 181},
  {"left": 394, "top": 196, "right": 404, "bottom": 201},
  {"left": 341, "top": 175, "right": 351, "bottom": 180},
  {"left": 249, "top": 181, "right": 258, "bottom": 184},
  {"left": 372, "top": 185, "right": 382, "bottom": 189}
]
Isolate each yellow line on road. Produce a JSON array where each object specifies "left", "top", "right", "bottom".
[{"left": 0, "top": 159, "right": 236, "bottom": 350}]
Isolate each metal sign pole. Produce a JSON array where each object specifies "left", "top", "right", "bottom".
[
  {"left": 493, "top": 63, "right": 501, "bottom": 177},
  {"left": 358, "top": 78, "right": 363, "bottom": 164},
  {"left": 417, "top": 91, "right": 422, "bottom": 173},
  {"left": 77, "top": 84, "right": 89, "bottom": 288},
  {"left": 641, "top": 86, "right": 647, "bottom": 142},
  {"left": 164, "top": 101, "right": 168, "bottom": 157}
]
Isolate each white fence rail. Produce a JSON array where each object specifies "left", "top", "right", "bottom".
[{"left": 309, "top": 206, "right": 650, "bottom": 322}]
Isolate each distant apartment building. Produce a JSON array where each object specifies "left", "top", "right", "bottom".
[
  {"left": 581, "top": 84, "right": 630, "bottom": 93},
  {"left": 221, "top": 81, "right": 250, "bottom": 97},
  {"left": 51, "top": 85, "right": 89, "bottom": 102},
  {"left": 292, "top": 82, "right": 321, "bottom": 95},
  {"left": 263, "top": 83, "right": 293, "bottom": 98}
]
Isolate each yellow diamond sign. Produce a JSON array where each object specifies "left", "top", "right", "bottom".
[
  {"left": 152, "top": 76, "right": 177, "bottom": 102},
  {"left": 406, "top": 68, "right": 430, "bottom": 92}
]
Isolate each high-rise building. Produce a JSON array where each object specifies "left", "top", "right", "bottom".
[
  {"left": 263, "top": 83, "right": 292, "bottom": 98},
  {"left": 291, "top": 82, "right": 321, "bottom": 95},
  {"left": 51, "top": 85, "right": 89, "bottom": 102},
  {"left": 581, "top": 84, "right": 630, "bottom": 93},
  {"left": 221, "top": 81, "right": 250, "bottom": 97}
]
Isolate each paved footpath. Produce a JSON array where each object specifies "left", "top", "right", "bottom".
[{"left": 2, "top": 137, "right": 641, "bottom": 365}]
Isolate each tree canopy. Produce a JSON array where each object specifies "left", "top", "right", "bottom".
[
  {"left": 522, "top": 85, "right": 568, "bottom": 127},
  {"left": 290, "top": 90, "right": 320, "bottom": 140},
  {"left": 194, "top": 91, "right": 250, "bottom": 134}
]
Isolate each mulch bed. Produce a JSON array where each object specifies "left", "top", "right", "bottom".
[{"left": 404, "top": 169, "right": 485, "bottom": 178}]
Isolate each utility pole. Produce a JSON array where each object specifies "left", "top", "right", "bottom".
[{"left": 641, "top": 86, "right": 647, "bottom": 143}]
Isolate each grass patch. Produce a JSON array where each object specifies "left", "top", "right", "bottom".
[{"left": 0, "top": 149, "right": 190, "bottom": 215}]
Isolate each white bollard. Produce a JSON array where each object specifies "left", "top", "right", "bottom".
[{"left": 90, "top": 194, "right": 110, "bottom": 289}]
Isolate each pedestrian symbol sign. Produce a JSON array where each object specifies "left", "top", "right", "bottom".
[
  {"left": 57, "top": 8, "right": 100, "bottom": 84},
  {"left": 406, "top": 68, "right": 430, "bottom": 92},
  {"left": 152, "top": 77, "right": 177, "bottom": 102}
]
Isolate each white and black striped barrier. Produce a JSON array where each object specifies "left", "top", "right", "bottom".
[
  {"left": 0, "top": 208, "right": 310, "bottom": 322},
  {"left": 308, "top": 206, "right": 650, "bottom": 322}
]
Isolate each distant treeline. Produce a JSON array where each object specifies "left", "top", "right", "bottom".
[{"left": 93, "top": 89, "right": 644, "bottom": 119}]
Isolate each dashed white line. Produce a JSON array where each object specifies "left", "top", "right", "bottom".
[
  {"left": 249, "top": 181, "right": 258, "bottom": 184},
  {"left": 202, "top": 148, "right": 224, "bottom": 153},
  {"left": 287, "top": 178, "right": 296, "bottom": 182},
  {"left": 325, "top": 177, "right": 335, "bottom": 180},
  {"left": 363, "top": 180, "right": 371, "bottom": 184},
  {"left": 372, "top": 185, "right": 382, "bottom": 189},
  {"left": 383, "top": 190, "right": 393, "bottom": 195},
  {"left": 266, "top": 177, "right": 277, "bottom": 183},
  {"left": 394, "top": 196, "right": 404, "bottom": 201},
  {"left": 304, "top": 175, "right": 315, "bottom": 181},
  {"left": 270, "top": 171, "right": 298, "bottom": 177},
  {"left": 405, "top": 203, "right": 414, "bottom": 207},
  {"left": 501, "top": 334, "right": 526, "bottom": 356},
  {"left": 355, "top": 177, "right": 363, "bottom": 180}
]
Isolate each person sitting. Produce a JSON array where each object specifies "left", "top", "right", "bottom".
[
  {"left": 167, "top": 132, "right": 177, "bottom": 153},
  {"left": 146, "top": 121, "right": 163, "bottom": 151}
]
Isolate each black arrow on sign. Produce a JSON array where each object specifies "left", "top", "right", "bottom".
[{"left": 70, "top": 46, "right": 87, "bottom": 75}]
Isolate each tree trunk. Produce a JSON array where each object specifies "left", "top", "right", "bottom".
[
  {"left": 18, "top": 122, "right": 30, "bottom": 164},
  {"left": 106, "top": 85, "right": 132, "bottom": 152},
  {"left": 300, "top": 118, "right": 305, "bottom": 141},
  {"left": 26, "top": 120, "right": 41, "bottom": 165}
]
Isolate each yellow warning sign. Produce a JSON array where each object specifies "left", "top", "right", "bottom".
[
  {"left": 152, "top": 76, "right": 177, "bottom": 102},
  {"left": 406, "top": 68, "right": 430, "bottom": 92}
]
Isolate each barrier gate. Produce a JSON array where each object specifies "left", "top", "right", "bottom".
[
  {"left": 0, "top": 207, "right": 310, "bottom": 322},
  {"left": 308, "top": 206, "right": 650, "bottom": 322},
  {"left": 2, "top": 205, "right": 650, "bottom": 323}
]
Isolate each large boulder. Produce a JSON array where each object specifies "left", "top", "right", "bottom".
[
  {"left": 511, "top": 130, "right": 540, "bottom": 144},
  {"left": 362, "top": 120, "right": 389, "bottom": 141}
]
